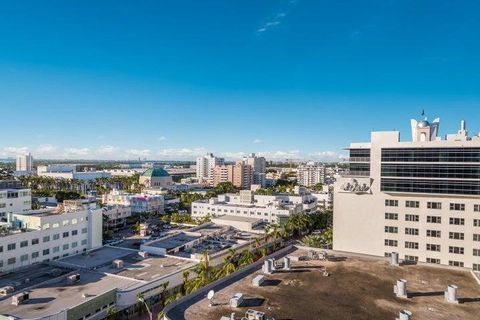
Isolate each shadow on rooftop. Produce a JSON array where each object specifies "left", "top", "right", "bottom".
[
  {"left": 408, "top": 291, "right": 443, "bottom": 298},
  {"left": 459, "top": 297, "right": 480, "bottom": 304},
  {"left": 262, "top": 279, "right": 281, "bottom": 286},
  {"left": 26, "top": 297, "right": 55, "bottom": 304},
  {"left": 241, "top": 297, "right": 265, "bottom": 307}
]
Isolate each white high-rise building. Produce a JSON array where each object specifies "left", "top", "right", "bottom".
[
  {"left": 16, "top": 153, "right": 33, "bottom": 172},
  {"left": 242, "top": 153, "right": 266, "bottom": 187},
  {"left": 196, "top": 153, "right": 224, "bottom": 183},
  {"left": 334, "top": 115, "right": 480, "bottom": 271},
  {"left": 297, "top": 162, "right": 326, "bottom": 187}
]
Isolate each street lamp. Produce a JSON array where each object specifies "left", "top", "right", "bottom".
[{"left": 138, "top": 295, "right": 153, "bottom": 320}]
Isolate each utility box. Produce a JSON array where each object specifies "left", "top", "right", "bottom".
[
  {"left": 11, "top": 292, "right": 29, "bottom": 306},
  {"left": 252, "top": 275, "right": 265, "bottom": 287},
  {"left": 67, "top": 273, "right": 81, "bottom": 285},
  {"left": 0, "top": 286, "right": 14, "bottom": 296},
  {"left": 230, "top": 293, "right": 243, "bottom": 308},
  {"left": 245, "top": 309, "right": 265, "bottom": 320},
  {"left": 112, "top": 259, "right": 124, "bottom": 269}
]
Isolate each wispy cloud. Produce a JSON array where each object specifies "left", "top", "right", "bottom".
[
  {"left": 96, "top": 145, "right": 117, "bottom": 155},
  {"left": 158, "top": 136, "right": 167, "bottom": 141},
  {"left": 253, "top": 139, "right": 262, "bottom": 144},
  {"left": 157, "top": 147, "right": 207, "bottom": 159},
  {"left": 64, "top": 148, "right": 90, "bottom": 157},
  {"left": 126, "top": 149, "right": 151, "bottom": 159},
  {"left": 36, "top": 144, "right": 58, "bottom": 155},
  {"left": 0, "top": 146, "right": 29, "bottom": 157},
  {"left": 257, "top": 150, "right": 301, "bottom": 160},
  {"left": 256, "top": 1, "right": 298, "bottom": 34},
  {"left": 309, "top": 151, "right": 348, "bottom": 161}
]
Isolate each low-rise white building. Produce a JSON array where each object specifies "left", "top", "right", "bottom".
[
  {"left": 102, "top": 189, "right": 164, "bottom": 214},
  {"left": 0, "top": 206, "right": 103, "bottom": 273},
  {"left": 0, "top": 181, "right": 31, "bottom": 219},
  {"left": 192, "top": 189, "right": 316, "bottom": 223},
  {"left": 37, "top": 164, "right": 111, "bottom": 181},
  {"left": 102, "top": 204, "right": 132, "bottom": 228}
]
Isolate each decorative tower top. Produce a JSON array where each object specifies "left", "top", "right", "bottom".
[{"left": 410, "top": 111, "right": 440, "bottom": 142}]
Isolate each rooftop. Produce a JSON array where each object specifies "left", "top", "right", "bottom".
[
  {"left": 142, "top": 168, "right": 170, "bottom": 177},
  {"left": 184, "top": 248, "right": 480, "bottom": 320},
  {"left": 212, "top": 215, "right": 262, "bottom": 224},
  {"left": 0, "top": 270, "right": 138, "bottom": 319},
  {"left": 146, "top": 233, "right": 201, "bottom": 250},
  {"left": 57, "top": 246, "right": 134, "bottom": 269}
]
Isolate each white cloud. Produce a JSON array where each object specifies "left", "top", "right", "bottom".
[
  {"left": 64, "top": 148, "right": 90, "bottom": 157},
  {"left": 221, "top": 152, "right": 247, "bottom": 159},
  {"left": 126, "top": 149, "right": 151, "bottom": 158},
  {"left": 253, "top": 139, "right": 262, "bottom": 144},
  {"left": 157, "top": 147, "right": 207, "bottom": 159},
  {"left": 96, "top": 145, "right": 117, "bottom": 155},
  {"left": 36, "top": 144, "right": 57, "bottom": 153},
  {"left": 158, "top": 136, "right": 167, "bottom": 141},
  {"left": 0, "top": 146, "right": 29, "bottom": 157},
  {"left": 257, "top": 150, "right": 301, "bottom": 160},
  {"left": 309, "top": 151, "right": 348, "bottom": 161}
]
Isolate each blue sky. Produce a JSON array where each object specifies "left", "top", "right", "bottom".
[{"left": 0, "top": 1, "right": 479, "bottom": 161}]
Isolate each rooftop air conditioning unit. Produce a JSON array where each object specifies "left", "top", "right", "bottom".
[
  {"left": 11, "top": 292, "right": 29, "bottom": 306},
  {"left": 0, "top": 286, "right": 14, "bottom": 296},
  {"left": 245, "top": 309, "right": 265, "bottom": 320},
  {"left": 112, "top": 259, "right": 124, "bottom": 269},
  {"left": 67, "top": 273, "right": 81, "bottom": 285}
]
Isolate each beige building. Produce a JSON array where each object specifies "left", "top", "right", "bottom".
[
  {"left": 297, "top": 161, "right": 326, "bottom": 187},
  {"left": 212, "top": 162, "right": 253, "bottom": 189},
  {"left": 334, "top": 116, "right": 480, "bottom": 271}
]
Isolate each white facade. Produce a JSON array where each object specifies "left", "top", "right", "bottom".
[
  {"left": 102, "top": 190, "right": 164, "bottom": 214},
  {"left": 0, "top": 208, "right": 102, "bottom": 273},
  {"left": 195, "top": 153, "right": 224, "bottom": 182},
  {"left": 297, "top": 162, "right": 326, "bottom": 187},
  {"left": 0, "top": 188, "right": 31, "bottom": 218},
  {"left": 16, "top": 153, "right": 33, "bottom": 172},
  {"left": 192, "top": 190, "right": 316, "bottom": 223},
  {"left": 103, "top": 205, "right": 132, "bottom": 227},
  {"left": 37, "top": 164, "right": 111, "bottom": 181},
  {"left": 334, "top": 117, "right": 480, "bottom": 271}
]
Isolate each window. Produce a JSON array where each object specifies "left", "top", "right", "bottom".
[
  {"left": 63, "top": 244, "right": 69, "bottom": 250},
  {"left": 82, "top": 228, "right": 88, "bottom": 234},
  {"left": 426, "top": 244, "right": 441, "bottom": 252},
  {"left": 52, "top": 222, "right": 59, "bottom": 228},
  {"left": 405, "top": 228, "right": 419, "bottom": 235},
  {"left": 474, "top": 264, "right": 480, "bottom": 272},
  {"left": 385, "top": 212, "right": 398, "bottom": 220},
  {"left": 450, "top": 218, "right": 465, "bottom": 225},
  {"left": 449, "top": 246, "right": 464, "bottom": 254},
  {"left": 32, "top": 252, "right": 39, "bottom": 259},
  {"left": 71, "top": 218, "right": 78, "bottom": 224},
  {"left": 474, "top": 204, "right": 480, "bottom": 212},
  {"left": 81, "top": 239, "right": 87, "bottom": 246},
  {"left": 427, "top": 216, "right": 442, "bottom": 224},
  {"left": 385, "top": 226, "right": 398, "bottom": 233},
  {"left": 384, "top": 239, "right": 398, "bottom": 247},
  {"left": 449, "top": 232, "right": 464, "bottom": 240},
  {"left": 474, "top": 234, "right": 480, "bottom": 241},
  {"left": 474, "top": 219, "right": 480, "bottom": 227},
  {"left": 72, "top": 242, "right": 78, "bottom": 248},
  {"left": 426, "top": 258, "right": 440, "bottom": 264},
  {"left": 20, "top": 240, "right": 28, "bottom": 248},
  {"left": 427, "top": 202, "right": 442, "bottom": 209},
  {"left": 42, "top": 223, "right": 50, "bottom": 230},
  {"left": 450, "top": 203, "right": 465, "bottom": 211},
  {"left": 63, "top": 232, "right": 69, "bottom": 238},
  {"left": 7, "top": 243, "right": 16, "bottom": 251},
  {"left": 449, "top": 261, "right": 464, "bottom": 267},
  {"left": 406, "top": 201, "right": 419, "bottom": 208},
  {"left": 43, "top": 249, "right": 50, "bottom": 256},
  {"left": 43, "top": 236, "right": 50, "bottom": 243},
  {"left": 7, "top": 257, "right": 16, "bottom": 265},
  {"left": 404, "top": 255, "right": 418, "bottom": 261},
  {"left": 405, "top": 242, "right": 418, "bottom": 249},
  {"left": 53, "top": 246, "right": 60, "bottom": 253},
  {"left": 53, "top": 234, "right": 60, "bottom": 240},
  {"left": 385, "top": 200, "right": 398, "bottom": 207},
  {"left": 31, "top": 238, "right": 39, "bottom": 245},
  {"left": 474, "top": 249, "right": 480, "bottom": 256},
  {"left": 405, "top": 214, "right": 419, "bottom": 222},
  {"left": 426, "top": 230, "right": 441, "bottom": 238},
  {"left": 20, "top": 254, "right": 28, "bottom": 262},
  {"left": 72, "top": 230, "right": 78, "bottom": 236},
  {"left": 0, "top": 246, "right": 2, "bottom": 253}
]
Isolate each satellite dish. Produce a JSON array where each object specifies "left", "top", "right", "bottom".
[{"left": 207, "top": 290, "right": 215, "bottom": 300}]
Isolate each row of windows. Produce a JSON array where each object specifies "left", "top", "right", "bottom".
[
  {"left": 0, "top": 228, "right": 88, "bottom": 252},
  {"left": 381, "top": 164, "right": 480, "bottom": 179},
  {"left": 385, "top": 227, "right": 480, "bottom": 241},
  {"left": 384, "top": 213, "right": 480, "bottom": 226},
  {"left": 385, "top": 240, "right": 478, "bottom": 255},
  {"left": 385, "top": 200, "right": 479, "bottom": 211},
  {"left": 0, "top": 240, "right": 88, "bottom": 268},
  {"left": 381, "top": 179, "right": 480, "bottom": 196},
  {"left": 381, "top": 148, "right": 480, "bottom": 163}
]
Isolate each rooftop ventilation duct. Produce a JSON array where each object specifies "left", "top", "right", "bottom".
[
  {"left": 11, "top": 292, "right": 29, "bottom": 306},
  {"left": 390, "top": 252, "right": 399, "bottom": 266},
  {"left": 394, "top": 279, "right": 408, "bottom": 298},
  {"left": 396, "top": 310, "right": 412, "bottom": 320},
  {"left": 444, "top": 285, "right": 459, "bottom": 304}
]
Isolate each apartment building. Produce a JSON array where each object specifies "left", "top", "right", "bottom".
[
  {"left": 196, "top": 153, "right": 224, "bottom": 183},
  {"left": 15, "top": 153, "right": 33, "bottom": 173},
  {"left": 212, "top": 163, "right": 253, "bottom": 189},
  {"left": 334, "top": 116, "right": 480, "bottom": 271},
  {"left": 102, "top": 189, "right": 164, "bottom": 214},
  {"left": 297, "top": 162, "right": 326, "bottom": 187},
  {"left": 192, "top": 188, "right": 317, "bottom": 223},
  {"left": 242, "top": 153, "right": 267, "bottom": 187},
  {"left": 0, "top": 206, "right": 102, "bottom": 273},
  {"left": 0, "top": 181, "right": 31, "bottom": 219}
]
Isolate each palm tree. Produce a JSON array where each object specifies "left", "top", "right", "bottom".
[
  {"left": 263, "top": 225, "right": 271, "bottom": 244},
  {"left": 270, "top": 224, "right": 280, "bottom": 249},
  {"left": 238, "top": 249, "right": 254, "bottom": 267},
  {"left": 182, "top": 271, "right": 190, "bottom": 295}
]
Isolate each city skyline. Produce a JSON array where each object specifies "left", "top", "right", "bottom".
[{"left": 1, "top": 1, "right": 479, "bottom": 160}]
